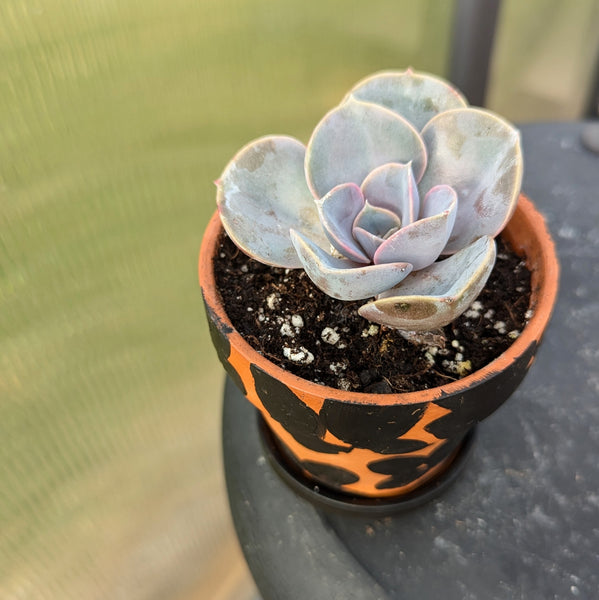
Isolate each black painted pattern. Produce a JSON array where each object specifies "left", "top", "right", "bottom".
[{"left": 251, "top": 365, "right": 351, "bottom": 455}]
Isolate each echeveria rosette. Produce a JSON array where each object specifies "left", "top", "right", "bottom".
[{"left": 216, "top": 69, "right": 523, "bottom": 331}]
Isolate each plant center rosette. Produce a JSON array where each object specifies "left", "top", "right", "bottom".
[{"left": 216, "top": 69, "right": 523, "bottom": 331}]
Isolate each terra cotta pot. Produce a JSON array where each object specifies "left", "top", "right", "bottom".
[{"left": 199, "top": 193, "right": 559, "bottom": 500}]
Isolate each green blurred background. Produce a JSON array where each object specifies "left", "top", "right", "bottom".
[{"left": 1, "top": 0, "right": 598, "bottom": 598}]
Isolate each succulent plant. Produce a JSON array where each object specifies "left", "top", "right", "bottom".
[{"left": 215, "top": 69, "right": 523, "bottom": 331}]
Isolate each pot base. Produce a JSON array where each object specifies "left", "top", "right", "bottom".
[{"left": 259, "top": 415, "right": 476, "bottom": 515}]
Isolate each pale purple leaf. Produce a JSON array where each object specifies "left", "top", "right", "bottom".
[
  {"left": 305, "top": 97, "right": 427, "bottom": 199},
  {"left": 351, "top": 201, "right": 402, "bottom": 260},
  {"left": 374, "top": 186, "right": 457, "bottom": 270},
  {"left": 352, "top": 227, "right": 384, "bottom": 261},
  {"left": 419, "top": 108, "right": 523, "bottom": 254},
  {"left": 347, "top": 69, "right": 468, "bottom": 131},
  {"left": 359, "top": 236, "right": 496, "bottom": 331},
  {"left": 290, "top": 230, "right": 413, "bottom": 301},
  {"left": 360, "top": 162, "right": 420, "bottom": 224},
  {"left": 318, "top": 183, "right": 369, "bottom": 263},
  {"left": 217, "top": 135, "right": 327, "bottom": 268},
  {"left": 353, "top": 201, "right": 401, "bottom": 238}
]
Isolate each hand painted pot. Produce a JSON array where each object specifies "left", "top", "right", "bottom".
[{"left": 199, "top": 194, "right": 559, "bottom": 501}]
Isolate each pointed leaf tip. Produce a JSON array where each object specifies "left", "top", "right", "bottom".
[
  {"left": 318, "top": 183, "right": 369, "bottom": 263},
  {"left": 361, "top": 162, "right": 420, "bottom": 224},
  {"left": 359, "top": 236, "right": 496, "bottom": 330},
  {"left": 373, "top": 185, "right": 457, "bottom": 270}
]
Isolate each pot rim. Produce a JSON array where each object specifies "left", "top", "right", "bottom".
[{"left": 199, "top": 193, "right": 559, "bottom": 406}]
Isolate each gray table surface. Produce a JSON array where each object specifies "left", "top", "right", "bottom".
[{"left": 223, "top": 122, "right": 599, "bottom": 600}]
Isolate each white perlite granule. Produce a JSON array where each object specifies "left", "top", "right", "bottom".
[
  {"left": 338, "top": 378, "right": 352, "bottom": 391},
  {"left": 494, "top": 321, "right": 507, "bottom": 334},
  {"left": 280, "top": 323, "right": 294, "bottom": 337},
  {"left": 321, "top": 327, "right": 341, "bottom": 345},
  {"left": 283, "top": 346, "right": 314, "bottom": 364},
  {"left": 266, "top": 293, "right": 279, "bottom": 310},
  {"left": 361, "top": 324, "right": 380, "bottom": 337}
]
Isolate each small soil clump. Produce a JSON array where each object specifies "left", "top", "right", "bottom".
[{"left": 213, "top": 233, "right": 532, "bottom": 393}]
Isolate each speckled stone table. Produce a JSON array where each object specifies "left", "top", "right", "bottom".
[{"left": 222, "top": 122, "right": 599, "bottom": 600}]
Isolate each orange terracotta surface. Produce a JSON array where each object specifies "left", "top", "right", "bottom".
[
  {"left": 200, "top": 194, "right": 558, "bottom": 408},
  {"left": 200, "top": 194, "right": 559, "bottom": 498}
]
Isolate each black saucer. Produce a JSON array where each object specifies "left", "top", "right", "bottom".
[{"left": 258, "top": 415, "right": 477, "bottom": 516}]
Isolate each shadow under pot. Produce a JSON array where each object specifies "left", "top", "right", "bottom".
[{"left": 199, "top": 194, "right": 559, "bottom": 507}]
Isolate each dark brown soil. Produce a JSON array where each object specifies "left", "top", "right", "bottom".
[{"left": 213, "top": 233, "right": 532, "bottom": 393}]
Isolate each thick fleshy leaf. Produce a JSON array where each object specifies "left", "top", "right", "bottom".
[
  {"left": 352, "top": 227, "right": 384, "bottom": 260},
  {"left": 217, "top": 135, "right": 328, "bottom": 268},
  {"left": 305, "top": 97, "right": 427, "bottom": 199},
  {"left": 419, "top": 108, "right": 523, "bottom": 254},
  {"left": 353, "top": 201, "right": 402, "bottom": 239},
  {"left": 373, "top": 185, "right": 457, "bottom": 270},
  {"left": 420, "top": 184, "right": 458, "bottom": 221},
  {"left": 352, "top": 201, "right": 402, "bottom": 260},
  {"left": 359, "top": 236, "right": 496, "bottom": 331},
  {"left": 318, "top": 183, "right": 369, "bottom": 263},
  {"left": 290, "top": 230, "right": 413, "bottom": 301},
  {"left": 360, "top": 162, "right": 419, "bottom": 225},
  {"left": 347, "top": 69, "right": 468, "bottom": 131}
]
